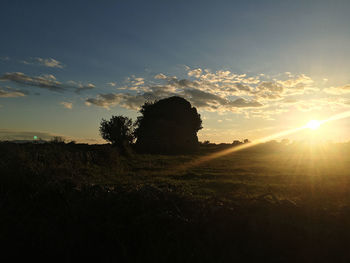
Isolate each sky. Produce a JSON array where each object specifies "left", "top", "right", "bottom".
[{"left": 1, "top": 0, "right": 350, "bottom": 143}]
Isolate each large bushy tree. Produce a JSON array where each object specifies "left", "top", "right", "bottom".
[
  {"left": 99, "top": 115, "right": 134, "bottom": 148},
  {"left": 134, "top": 96, "right": 202, "bottom": 154}
]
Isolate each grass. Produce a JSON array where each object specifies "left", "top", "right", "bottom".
[{"left": 2, "top": 141, "right": 350, "bottom": 262}]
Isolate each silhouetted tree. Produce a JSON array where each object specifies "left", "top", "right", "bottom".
[
  {"left": 134, "top": 96, "right": 202, "bottom": 154},
  {"left": 50, "top": 136, "right": 65, "bottom": 144},
  {"left": 232, "top": 140, "right": 242, "bottom": 146},
  {"left": 99, "top": 115, "right": 134, "bottom": 148}
]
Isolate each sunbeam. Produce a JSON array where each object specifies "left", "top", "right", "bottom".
[{"left": 179, "top": 110, "right": 350, "bottom": 170}]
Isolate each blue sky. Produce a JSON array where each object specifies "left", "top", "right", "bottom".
[{"left": 1, "top": 0, "right": 350, "bottom": 143}]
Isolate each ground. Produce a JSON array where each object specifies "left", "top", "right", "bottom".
[{"left": 1, "top": 141, "right": 350, "bottom": 262}]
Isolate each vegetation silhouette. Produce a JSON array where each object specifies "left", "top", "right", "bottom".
[
  {"left": 99, "top": 115, "right": 134, "bottom": 151},
  {"left": 134, "top": 96, "right": 202, "bottom": 154},
  {"left": 2, "top": 140, "right": 350, "bottom": 262},
  {"left": 5, "top": 99, "right": 350, "bottom": 262}
]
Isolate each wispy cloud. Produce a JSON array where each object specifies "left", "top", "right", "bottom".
[
  {"left": 0, "top": 72, "right": 65, "bottom": 92},
  {"left": 0, "top": 86, "right": 27, "bottom": 98},
  {"left": 60, "top": 101, "right": 73, "bottom": 109},
  {"left": 126, "top": 75, "right": 145, "bottom": 86},
  {"left": 85, "top": 93, "right": 147, "bottom": 110},
  {"left": 21, "top": 57, "right": 64, "bottom": 68},
  {"left": 107, "top": 82, "right": 117, "bottom": 87},
  {"left": 0, "top": 56, "right": 10, "bottom": 61},
  {"left": 75, "top": 83, "right": 95, "bottom": 94},
  {"left": 187, "top": 68, "right": 203, "bottom": 78},
  {"left": 323, "top": 84, "right": 350, "bottom": 95},
  {"left": 154, "top": 73, "right": 167, "bottom": 80},
  {"left": 0, "top": 72, "right": 95, "bottom": 93}
]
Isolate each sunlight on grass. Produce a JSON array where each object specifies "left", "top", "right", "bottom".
[{"left": 180, "top": 110, "right": 350, "bottom": 170}]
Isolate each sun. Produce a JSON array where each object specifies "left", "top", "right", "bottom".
[{"left": 306, "top": 120, "right": 321, "bottom": 130}]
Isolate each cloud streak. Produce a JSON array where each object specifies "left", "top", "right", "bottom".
[
  {"left": 0, "top": 72, "right": 95, "bottom": 93},
  {"left": 22, "top": 57, "right": 64, "bottom": 68},
  {"left": 0, "top": 86, "right": 27, "bottom": 98},
  {"left": 0, "top": 72, "right": 66, "bottom": 92}
]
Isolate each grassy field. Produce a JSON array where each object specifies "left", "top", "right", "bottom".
[{"left": 1, "top": 141, "right": 350, "bottom": 262}]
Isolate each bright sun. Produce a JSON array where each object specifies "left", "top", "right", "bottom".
[{"left": 306, "top": 120, "right": 321, "bottom": 130}]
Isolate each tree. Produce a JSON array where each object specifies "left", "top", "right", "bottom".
[
  {"left": 99, "top": 115, "right": 134, "bottom": 148},
  {"left": 50, "top": 136, "right": 65, "bottom": 144},
  {"left": 134, "top": 96, "right": 202, "bottom": 154},
  {"left": 232, "top": 140, "right": 242, "bottom": 146}
]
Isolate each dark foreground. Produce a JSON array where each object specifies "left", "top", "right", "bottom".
[{"left": 1, "top": 141, "right": 350, "bottom": 262}]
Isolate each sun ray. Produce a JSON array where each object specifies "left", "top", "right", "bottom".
[
  {"left": 321, "top": 110, "right": 350, "bottom": 124},
  {"left": 179, "top": 126, "right": 307, "bottom": 170},
  {"left": 178, "top": 110, "right": 350, "bottom": 171}
]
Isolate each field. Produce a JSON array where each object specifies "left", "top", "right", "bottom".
[{"left": 2, "top": 141, "right": 350, "bottom": 262}]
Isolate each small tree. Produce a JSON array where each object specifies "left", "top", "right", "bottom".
[
  {"left": 232, "top": 140, "right": 242, "bottom": 146},
  {"left": 99, "top": 115, "right": 134, "bottom": 148},
  {"left": 50, "top": 136, "right": 65, "bottom": 144}
]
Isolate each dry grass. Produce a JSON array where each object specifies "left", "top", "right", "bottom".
[{"left": 1, "top": 141, "right": 350, "bottom": 262}]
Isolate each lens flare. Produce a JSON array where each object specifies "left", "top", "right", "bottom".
[{"left": 177, "top": 110, "right": 350, "bottom": 171}]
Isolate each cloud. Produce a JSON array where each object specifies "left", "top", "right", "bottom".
[
  {"left": 21, "top": 57, "right": 64, "bottom": 68},
  {"left": 85, "top": 85, "right": 177, "bottom": 109},
  {"left": 251, "top": 81, "right": 284, "bottom": 100},
  {"left": 86, "top": 93, "right": 147, "bottom": 110},
  {"left": 154, "top": 73, "right": 167, "bottom": 80},
  {"left": 227, "top": 98, "right": 263, "bottom": 108},
  {"left": 0, "top": 72, "right": 95, "bottom": 93},
  {"left": 0, "top": 56, "right": 10, "bottom": 61},
  {"left": 107, "top": 82, "right": 117, "bottom": 87},
  {"left": 281, "top": 98, "right": 298, "bottom": 104},
  {"left": 85, "top": 68, "right": 350, "bottom": 119},
  {"left": 75, "top": 83, "right": 95, "bottom": 94},
  {"left": 234, "top": 83, "right": 251, "bottom": 91},
  {"left": 182, "top": 88, "right": 226, "bottom": 108},
  {"left": 86, "top": 83, "right": 263, "bottom": 112},
  {"left": 278, "top": 97, "right": 350, "bottom": 113},
  {"left": 0, "top": 72, "right": 65, "bottom": 92},
  {"left": 60, "top": 102, "right": 73, "bottom": 109},
  {"left": 0, "top": 86, "right": 26, "bottom": 98},
  {"left": 126, "top": 75, "right": 145, "bottom": 86},
  {"left": 324, "top": 84, "right": 350, "bottom": 95},
  {"left": 187, "top": 68, "right": 202, "bottom": 78},
  {"left": 257, "top": 81, "right": 284, "bottom": 93},
  {"left": 86, "top": 68, "right": 281, "bottom": 113},
  {"left": 277, "top": 74, "right": 314, "bottom": 95}
]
